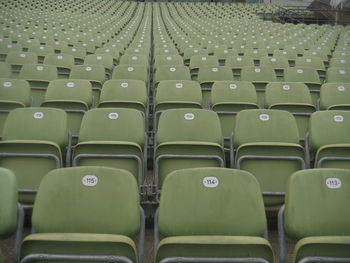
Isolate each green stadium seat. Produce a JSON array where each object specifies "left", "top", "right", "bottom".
[
  {"left": 155, "top": 167, "right": 274, "bottom": 263},
  {"left": 308, "top": 111, "right": 350, "bottom": 168},
  {"left": 19, "top": 166, "right": 144, "bottom": 263},
  {"left": 320, "top": 83, "right": 350, "bottom": 110},
  {"left": 0, "top": 107, "right": 69, "bottom": 204},
  {"left": 279, "top": 168, "right": 350, "bottom": 263},
  {"left": 43, "top": 53, "right": 75, "bottom": 78},
  {"left": 233, "top": 109, "right": 306, "bottom": 207},
  {"left": 72, "top": 108, "right": 146, "bottom": 185}
]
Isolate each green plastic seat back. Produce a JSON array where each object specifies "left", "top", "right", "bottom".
[
  {"left": 28, "top": 45, "right": 54, "bottom": 56},
  {"left": 183, "top": 48, "right": 207, "bottom": 61},
  {"left": 265, "top": 82, "right": 312, "bottom": 106},
  {"left": 159, "top": 168, "right": 266, "bottom": 237},
  {"left": 234, "top": 109, "right": 299, "bottom": 147},
  {"left": 95, "top": 47, "right": 121, "bottom": 59},
  {"left": 119, "top": 54, "right": 148, "bottom": 67},
  {"left": 303, "top": 50, "right": 328, "bottom": 61},
  {"left": 61, "top": 46, "right": 86, "bottom": 59},
  {"left": 241, "top": 66, "right": 277, "bottom": 82},
  {"left": 19, "top": 64, "right": 58, "bottom": 82},
  {"left": 0, "top": 167, "right": 18, "bottom": 237},
  {"left": 211, "top": 81, "right": 257, "bottom": 105},
  {"left": 214, "top": 48, "right": 238, "bottom": 60},
  {"left": 259, "top": 56, "right": 289, "bottom": 69},
  {"left": 320, "top": 83, "right": 350, "bottom": 110},
  {"left": 198, "top": 66, "right": 233, "bottom": 83},
  {"left": 329, "top": 58, "right": 350, "bottom": 68},
  {"left": 2, "top": 107, "right": 68, "bottom": 146},
  {"left": 244, "top": 49, "right": 268, "bottom": 59},
  {"left": 284, "top": 67, "right": 320, "bottom": 83},
  {"left": 43, "top": 53, "right": 75, "bottom": 68},
  {"left": 0, "top": 43, "right": 22, "bottom": 54},
  {"left": 154, "top": 66, "right": 191, "bottom": 83},
  {"left": 6, "top": 51, "right": 37, "bottom": 65},
  {"left": 0, "top": 63, "right": 11, "bottom": 78},
  {"left": 0, "top": 78, "right": 31, "bottom": 106},
  {"left": 225, "top": 56, "right": 254, "bottom": 68},
  {"left": 189, "top": 55, "right": 219, "bottom": 69},
  {"left": 156, "top": 80, "right": 202, "bottom": 106},
  {"left": 285, "top": 168, "right": 350, "bottom": 239},
  {"left": 84, "top": 54, "right": 114, "bottom": 70},
  {"left": 154, "top": 55, "right": 184, "bottom": 68},
  {"left": 45, "top": 79, "right": 92, "bottom": 105},
  {"left": 99, "top": 79, "right": 147, "bottom": 108},
  {"left": 78, "top": 108, "right": 144, "bottom": 147},
  {"left": 273, "top": 49, "right": 297, "bottom": 60},
  {"left": 326, "top": 67, "right": 350, "bottom": 83},
  {"left": 112, "top": 65, "right": 148, "bottom": 83},
  {"left": 295, "top": 56, "right": 325, "bottom": 70},
  {"left": 157, "top": 109, "right": 222, "bottom": 145},
  {"left": 125, "top": 47, "right": 149, "bottom": 56},
  {"left": 70, "top": 65, "right": 105, "bottom": 83},
  {"left": 32, "top": 166, "right": 140, "bottom": 236},
  {"left": 309, "top": 111, "right": 350, "bottom": 150},
  {"left": 154, "top": 47, "right": 178, "bottom": 56}
]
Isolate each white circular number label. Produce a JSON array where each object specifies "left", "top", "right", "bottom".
[
  {"left": 334, "top": 115, "right": 344, "bottom": 122},
  {"left": 33, "top": 112, "right": 44, "bottom": 119},
  {"left": 3, "top": 81, "right": 12, "bottom": 87},
  {"left": 184, "top": 113, "right": 194, "bottom": 120},
  {"left": 170, "top": 67, "right": 176, "bottom": 72},
  {"left": 297, "top": 69, "right": 303, "bottom": 73},
  {"left": 255, "top": 68, "right": 261, "bottom": 73},
  {"left": 175, "top": 83, "right": 183, "bottom": 88},
  {"left": 326, "top": 178, "right": 342, "bottom": 189},
  {"left": 212, "top": 67, "right": 218, "bottom": 72},
  {"left": 127, "top": 67, "right": 134, "bottom": 72},
  {"left": 82, "top": 175, "right": 98, "bottom": 187},
  {"left": 259, "top": 114, "right": 269, "bottom": 121},
  {"left": 339, "top": 70, "right": 346, "bottom": 74},
  {"left": 203, "top": 176, "right": 219, "bottom": 188},
  {"left": 66, "top": 82, "right": 75, "bottom": 88},
  {"left": 201, "top": 57, "right": 207, "bottom": 61},
  {"left": 229, "top": 83, "right": 237, "bottom": 89},
  {"left": 283, "top": 85, "right": 290, "bottom": 91},
  {"left": 121, "top": 82, "right": 128, "bottom": 88},
  {"left": 337, "top": 86, "right": 345, "bottom": 92},
  {"left": 108, "top": 112, "right": 119, "bottom": 120},
  {"left": 85, "top": 66, "right": 92, "bottom": 71}
]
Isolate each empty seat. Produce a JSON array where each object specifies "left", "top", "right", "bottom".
[
  {"left": 19, "top": 64, "right": 58, "bottom": 107},
  {"left": 233, "top": 109, "right": 306, "bottom": 207},
  {"left": 225, "top": 55, "right": 254, "bottom": 79},
  {"left": 61, "top": 46, "right": 86, "bottom": 64},
  {"left": 153, "top": 55, "right": 184, "bottom": 69},
  {"left": 259, "top": 56, "right": 289, "bottom": 80},
  {"left": 183, "top": 47, "right": 207, "bottom": 65},
  {"left": 279, "top": 168, "right": 350, "bottom": 263},
  {"left": 155, "top": 167, "right": 274, "bottom": 263},
  {"left": 98, "top": 79, "right": 147, "bottom": 113},
  {"left": 5, "top": 51, "right": 37, "bottom": 74},
  {"left": 41, "top": 79, "right": 93, "bottom": 141},
  {"left": 308, "top": 111, "right": 350, "bottom": 168},
  {"left": 72, "top": 108, "right": 146, "bottom": 185},
  {"left": 284, "top": 67, "right": 322, "bottom": 104},
  {"left": 211, "top": 81, "right": 258, "bottom": 147},
  {"left": 0, "top": 108, "right": 68, "bottom": 204},
  {"left": 28, "top": 44, "right": 54, "bottom": 63},
  {"left": 0, "top": 168, "right": 18, "bottom": 263},
  {"left": 19, "top": 166, "right": 144, "bottom": 263},
  {"left": 154, "top": 109, "right": 224, "bottom": 192},
  {"left": 198, "top": 66, "right": 234, "bottom": 107},
  {"left": 119, "top": 54, "right": 149, "bottom": 68},
  {"left": 265, "top": 82, "right": 316, "bottom": 140},
  {"left": 43, "top": 53, "right": 75, "bottom": 78},
  {"left": 70, "top": 64, "right": 106, "bottom": 103},
  {"left": 0, "top": 78, "right": 31, "bottom": 138},
  {"left": 84, "top": 54, "right": 114, "bottom": 77},
  {"left": 112, "top": 65, "right": 148, "bottom": 84},
  {"left": 0, "top": 63, "right": 11, "bottom": 78},
  {"left": 154, "top": 66, "right": 191, "bottom": 87},
  {"left": 320, "top": 83, "right": 350, "bottom": 110},
  {"left": 189, "top": 55, "right": 219, "bottom": 80},
  {"left": 154, "top": 80, "right": 202, "bottom": 128},
  {"left": 295, "top": 56, "right": 326, "bottom": 81},
  {"left": 240, "top": 66, "right": 277, "bottom": 106},
  {"left": 326, "top": 67, "right": 350, "bottom": 83}
]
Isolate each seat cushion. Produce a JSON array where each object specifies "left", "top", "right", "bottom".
[
  {"left": 293, "top": 236, "right": 350, "bottom": 263},
  {"left": 21, "top": 233, "right": 137, "bottom": 263},
  {"left": 156, "top": 236, "right": 274, "bottom": 263}
]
